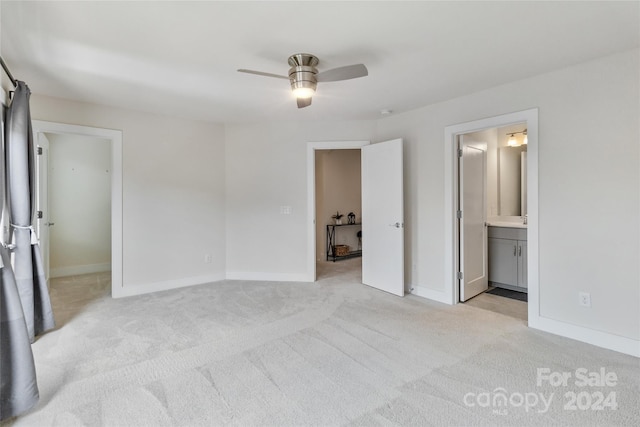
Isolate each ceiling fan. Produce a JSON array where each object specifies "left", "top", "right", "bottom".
[{"left": 238, "top": 53, "right": 368, "bottom": 108}]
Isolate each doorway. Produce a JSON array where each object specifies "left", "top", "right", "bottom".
[
  {"left": 306, "top": 139, "right": 405, "bottom": 297},
  {"left": 38, "top": 132, "right": 112, "bottom": 279},
  {"left": 307, "top": 141, "right": 368, "bottom": 282},
  {"left": 32, "top": 121, "right": 123, "bottom": 295},
  {"left": 458, "top": 124, "right": 529, "bottom": 321},
  {"left": 315, "top": 149, "right": 362, "bottom": 279},
  {"left": 444, "top": 109, "right": 539, "bottom": 326}
]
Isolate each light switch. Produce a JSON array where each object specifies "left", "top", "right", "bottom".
[{"left": 280, "top": 206, "right": 292, "bottom": 215}]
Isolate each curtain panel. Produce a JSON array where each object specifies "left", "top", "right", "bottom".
[{"left": 1, "top": 81, "right": 55, "bottom": 421}]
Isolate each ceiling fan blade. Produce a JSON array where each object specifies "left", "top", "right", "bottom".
[
  {"left": 297, "top": 97, "right": 312, "bottom": 109},
  {"left": 237, "top": 69, "right": 289, "bottom": 80},
  {"left": 316, "top": 64, "right": 368, "bottom": 82}
]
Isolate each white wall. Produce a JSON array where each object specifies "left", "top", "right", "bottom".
[
  {"left": 47, "top": 133, "right": 111, "bottom": 277},
  {"left": 315, "top": 149, "right": 361, "bottom": 259},
  {"left": 376, "top": 49, "right": 639, "bottom": 342},
  {"left": 224, "top": 121, "right": 376, "bottom": 280},
  {"left": 30, "top": 95, "right": 226, "bottom": 295}
]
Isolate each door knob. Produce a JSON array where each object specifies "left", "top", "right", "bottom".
[
  {"left": 389, "top": 222, "right": 402, "bottom": 228},
  {"left": 45, "top": 222, "right": 55, "bottom": 226}
]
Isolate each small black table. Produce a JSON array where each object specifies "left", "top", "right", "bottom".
[{"left": 326, "top": 223, "right": 362, "bottom": 262}]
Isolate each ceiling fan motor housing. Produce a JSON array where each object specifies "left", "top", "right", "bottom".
[{"left": 288, "top": 53, "right": 318, "bottom": 94}]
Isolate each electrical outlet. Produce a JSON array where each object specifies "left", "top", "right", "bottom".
[
  {"left": 204, "top": 254, "right": 213, "bottom": 264},
  {"left": 579, "top": 292, "right": 591, "bottom": 308}
]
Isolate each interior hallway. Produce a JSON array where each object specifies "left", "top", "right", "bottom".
[{"left": 4, "top": 269, "right": 638, "bottom": 426}]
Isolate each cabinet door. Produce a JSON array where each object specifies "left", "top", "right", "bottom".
[
  {"left": 488, "top": 238, "right": 518, "bottom": 286},
  {"left": 518, "top": 241, "right": 528, "bottom": 289}
]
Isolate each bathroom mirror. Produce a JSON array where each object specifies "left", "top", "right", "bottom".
[{"left": 498, "top": 146, "right": 527, "bottom": 216}]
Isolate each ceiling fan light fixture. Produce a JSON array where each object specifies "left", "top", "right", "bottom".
[
  {"left": 292, "top": 86, "right": 315, "bottom": 99},
  {"left": 238, "top": 52, "right": 368, "bottom": 108},
  {"left": 290, "top": 79, "right": 316, "bottom": 99}
]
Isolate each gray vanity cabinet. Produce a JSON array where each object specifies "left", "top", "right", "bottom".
[{"left": 488, "top": 227, "right": 527, "bottom": 291}]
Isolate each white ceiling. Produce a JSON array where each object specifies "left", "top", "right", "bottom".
[{"left": 2, "top": 1, "right": 638, "bottom": 124}]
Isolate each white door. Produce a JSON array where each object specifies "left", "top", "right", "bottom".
[
  {"left": 36, "top": 132, "right": 51, "bottom": 281},
  {"left": 362, "top": 139, "right": 404, "bottom": 296},
  {"left": 459, "top": 135, "right": 488, "bottom": 301}
]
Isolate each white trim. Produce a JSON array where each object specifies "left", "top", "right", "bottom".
[
  {"left": 306, "top": 140, "right": 370, "bottom": 282},
  {"left": 226, "top": 271, "right": 309, "bottom": 282},
  {"left": 410, "top": 285, "right": 451, "bottom": 304},
  {"left": 114, "top": 273, "right": 226, "bottom": 298},
  {"left": 50, "top": 262, "right": 111, "bottom": 278},
  {"left": 443, "top": 109, "right": 539, "bottom": 310},
  {"left": 1, "top": 87, "right": 7, "bottom": 106},
  {"left": 531, "top": 317, "right": 640, "bottom": 358},
  {"left": 31, "top": 120, "right": 124, "bottom": 298}
]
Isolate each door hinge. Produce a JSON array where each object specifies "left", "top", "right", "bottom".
[
  {"left": 456, "top": 210, "right": 462, "bottom": 219},
  {"left": 37, "top": 210, "right": 43, "bottom": 219},
  {"left": 458, "top": 148, "right": 463, "bottom": 158},
  {"left": 37, "top": 146, "right": 43, "bottom": 155},
  {"left": 457, "top": 271, "right": 463, "bottom": 280}
]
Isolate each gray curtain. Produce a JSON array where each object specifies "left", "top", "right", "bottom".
[
  {"left": 4, "top": 81, "right": 54, "bottom": 341},
  {"left": 1, "top": 245, "right": 39, "bottom": 420},
  {"left": 0, "top": 81, "right": 55, "bottom": 420}
]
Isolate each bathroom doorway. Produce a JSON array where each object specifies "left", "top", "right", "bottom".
[{"left": 444, "top": 109, "right": 539, "bottom": 325}]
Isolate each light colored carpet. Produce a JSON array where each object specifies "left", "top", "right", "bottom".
[{"left": 3, "top": 259, "right": 639, "bottom": 426}]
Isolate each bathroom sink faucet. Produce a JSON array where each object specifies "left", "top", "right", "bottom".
[{"left": 523, "top": 214, "right": 528, "bottom": 225}]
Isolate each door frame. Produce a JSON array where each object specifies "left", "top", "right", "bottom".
[
  {"left": 32, "top": 120, "right": 123, "bottom": 295},
  {"left": 444, "top": 109, "right": 539, "bottom": 326},
  {"left": 35, "top": 132, "right": 51, "bottom": 280},
  {"left": 306, "top": 140, "right": 370, "bottom": 282}
]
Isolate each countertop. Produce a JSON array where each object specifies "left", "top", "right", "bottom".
[{"left": 486, "top": 220, "right": 527, "bottom": 229}]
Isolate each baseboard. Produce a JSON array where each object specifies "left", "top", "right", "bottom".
[
  {"left": 410, "top": 284, "right": 453, "bottom": 304},
  {"left": 50, "top": 262, "right": 111, "bottom": 278},
  {"left": 529, "top": 316, "right": 640, "bottom": 358},
  {"left": 226, "top": 271, "right": 310, "bottom": 282},
  {"left": 112, "top": 272, "right": 226, "bottom": 298}
]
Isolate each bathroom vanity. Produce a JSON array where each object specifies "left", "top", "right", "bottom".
[{"left": 487, "top": 223, "right": 527, "bottom": 292}]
